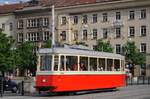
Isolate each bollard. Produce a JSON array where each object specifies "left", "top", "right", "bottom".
[
  {"left": 21, "top": 81, "right": 24, "bottom": 96},
  {"left": 0, "top": 77, "right": 3, "bottom": 97},
  {"left": 142, "top": 76, "right": 145, "bottom": 85},
  {"left": 137, "top": 76, "right": 139, "bottom": 85},
  {"left": 126, "top": 76, "right": 128, "bottom": 86},
  {"left": 148, "top": 77, "right": 150, "bottom": 85},
  {"left": 131, "top": 77, "right": 133, "bottom": 85}
]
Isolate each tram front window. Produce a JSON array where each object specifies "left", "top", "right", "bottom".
[{"left": 40, "top": 55, "right": 52, "bottom": 71}]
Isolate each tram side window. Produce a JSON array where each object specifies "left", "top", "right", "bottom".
[
  {"left": 98, "top": 58, "right": 105, "bottom": 71},
  {"left": 40, "top": 55, "right": 52, "bottom": 71},
  {"left": 114, "top": 59, "right": 120, "bottom": 71},
  {"left": 80, "top": 57, "right": 88, "bottom": 71},
  {"left": 90, "top": 57, "right": 97, "bottom": 71},
  {"left": 60, "top": 56, "right": 65, "bottom": 71},
  {"left": 66, "top": 56, "right": 78, "bottom": 71},
  {"left": 54, "top": 55, "right": 59, "bottom": 71},
  {"left": 107, "top": 59, "right": 113, "bottom": 71}
]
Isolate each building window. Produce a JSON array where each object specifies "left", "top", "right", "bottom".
[
  {"left": 9, "top": 23, "right": 13, "bottom": 31},
  {"left": 43, "top": 18, "right": 49, "bottom": 27},
  {"left": 103, "top": 28, "right": 108, "bottom": 39},
  {"left": 129, "top": 11, "right": 135, "bottom": 20},
  {"left": 43, "top": 31, "right": 50, "bottom": 41},
  {"left": 17, "top": 33, "right": 23, "bottom": 43},
  {"left": 116, "top": 44, "right": 121, "bottom": 54},
  {"left": 2, "top": 23, "right": 5, "bottom": 31},
  {"left": 83, "top": 29, "right": 87, "bottom": 40},
  {"left": 17, "top": 20, "right": 23, "bottom": 29},
  {"left": 73, "top": 30, "right": 78, "bottom": 41},
  {"left": 27, "top": 32, "right": 40, "bottom": 41},
  {"left": 116, "top": 12, "right": 121, "bottom": 20},
  {"left": 140, "top": 43, "right": 146, "bottom": 53},
  {"left": 93, "top": 29, "right": 97, "bottom": 39},
  {"left": 27, "top": 18, "right": 40, "bottom": 28},
  {"left": 116, "top": 27, "right": 121, "bottom": 38},
  {"left": 61, "top": 17, "right": 67, "bottom": 25},
  {"left": 60, "top": 31, "right": 66, "bottom": 41},
  {"left": 73, "top": 16, "right": 78, "bottom": 24},
  {"left": 141, "top": 25, "right": 146, "bottom": 36},
  {"left": 141, "top": 9, "right": 146, "bottom": 19},
  {"left": 102, "top": 13, "right": 107, "bottom": 22},
  {"left": 93, "top": 14, "right": 97, "bottom": 23},
  {"left": 82, "top": 15, "right": 88, "bottom": 24},
  {"left": 129, "top": 26, "right": 135, "bottom": 37}
]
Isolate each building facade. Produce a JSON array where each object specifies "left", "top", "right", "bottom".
[
  {"left": 56, "top": 0, "right": 150, "bottom": 76},
  {"left": 15, "top": 5, "right": 52, "bottom": 49},
  {"left": 0, "top": 3, "right": 24, "bottom": 37}
]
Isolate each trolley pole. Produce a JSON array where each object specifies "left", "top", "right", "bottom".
[{"left": 52, "top": 5, "right": 55, "bottom": 48}]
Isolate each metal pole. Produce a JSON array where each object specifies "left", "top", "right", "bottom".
[
  {"left": 52, "top": 5, "right": 55, "bottom": 47},
  {"left": 0, "top": 77, "right": 3, "bottom": 97},
  {"left": 21, "top": 81, "right": 24, "bottom": 96}
]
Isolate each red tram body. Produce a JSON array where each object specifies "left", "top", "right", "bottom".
[{"left": 35, "top": 47, "right": 126, "bottom": 93}]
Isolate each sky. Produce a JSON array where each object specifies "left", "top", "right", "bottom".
[{"left": 0, "top": 0, "right": 30, "bottom": 5}]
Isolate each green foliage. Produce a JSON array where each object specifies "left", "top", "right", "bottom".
[
  {"left": 95, "top": 39, "right": 113, "bottom": 53},
  {"left": 123, "top": 41, "right": 146, "bottom": 65},
  {"left": 43, "top": 39, "right": 52, "bottom": 48},
  {"left": 0, "top": 31, "right": 15, "bottom": 72},
  {"left": 0, "top": 31, "right": 36, "bottom": 75},
  {"left": 16, "top": 42, "right": 37, "bottom": 71}
]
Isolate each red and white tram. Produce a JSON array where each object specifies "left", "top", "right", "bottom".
[{"left": 35, "top": 46, "right": 126, "bottom": 93}]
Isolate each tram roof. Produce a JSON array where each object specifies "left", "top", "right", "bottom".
[{"left": 39, "top": 47, "right": 124, "bottom": 59}]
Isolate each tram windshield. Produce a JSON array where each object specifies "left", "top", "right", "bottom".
[{"left": 40, "top": 55, "right": 52, "bottom": 71}]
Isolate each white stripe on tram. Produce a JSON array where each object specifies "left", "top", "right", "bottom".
[{"left": 36, "top": 71, "right": 125, "bottom": 75}]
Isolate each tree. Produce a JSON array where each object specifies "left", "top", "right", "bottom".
[
  {"left": 16, "top": 41, "right": 37, "bottom": 76},
  {"left": 43, "top": 39, "right": 52, "bottom": 48},
  {"left": 123, "top": 41, "right": 146, "bottom": 76},
  {"left": 0, "top": 31, "right": 16, "bottom": 76},
  {"left": 95, "top": 39, "right": 113, "bottom": 53}
]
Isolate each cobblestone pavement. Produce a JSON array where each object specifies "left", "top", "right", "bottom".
[{"left": 2, "top": 85, "right": 150, "bottom": 99}]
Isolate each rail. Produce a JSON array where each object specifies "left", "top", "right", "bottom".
[{"left": 126, "top": 76, "right": 150, "bottom": 85}]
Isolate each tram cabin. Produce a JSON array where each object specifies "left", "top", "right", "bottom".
[{"left": 35, "top": 47, "right": 125, "bottom": 92}]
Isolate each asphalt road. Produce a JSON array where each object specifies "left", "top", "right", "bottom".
[{"left": 2, "top": 85, "right": 150, "bottom": 99}]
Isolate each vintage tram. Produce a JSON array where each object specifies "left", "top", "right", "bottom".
[{"left": 35, "top": 46, "right": 125, "bottom": 93}]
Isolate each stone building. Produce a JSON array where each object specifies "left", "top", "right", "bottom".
[{"left": 0, "top": 3, "right": 24, "bottom": 37}]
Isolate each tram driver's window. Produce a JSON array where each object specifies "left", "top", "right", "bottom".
[
  {"left": 107, "top": 59, "right": 113, "bottom": 71},
  {"left": 66, "top": 56, "right": 78, "bottom": 71},
  {"left": 90, "top": 57, "right": 97, "bottom": 71},
  {"left": 40, "top": 55, "right": 52, "bottom": 71},
  {"left": 98, "top": 58, "right": 105, "bottom": 71},
  {"left": 80, "top": 57, "right": 88, "bottom": 71},
  {"left": 114, "top": 59, "right": 120, "bottom": 71}
]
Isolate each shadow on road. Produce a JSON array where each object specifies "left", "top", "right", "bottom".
[{"left": 32, "top": 88, "right": 119, "bottom": 97}]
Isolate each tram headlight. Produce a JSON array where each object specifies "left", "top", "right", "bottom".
[{"left": 42, "top": 79, "right": 47, "bottom": 83}]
